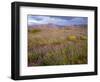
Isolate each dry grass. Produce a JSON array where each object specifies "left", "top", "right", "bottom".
[{"left": 28, "top": 26, "right": 87, "bottom": 66}]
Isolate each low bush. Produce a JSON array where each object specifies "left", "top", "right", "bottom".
[
  {"left": 43, "top": 50, "right": 68, "bottom": 65},
  {"left": 28, "top": 52, "right": 39, "bottom": 63},
  {"left": 80, "top": 35, "right": 87, "bottom": 40},
  {"left": 28, "top": 29, "right": 41, "bottom": 34},
  {"left": 67, "top": 35, "right": 77, "bottom": 41}
]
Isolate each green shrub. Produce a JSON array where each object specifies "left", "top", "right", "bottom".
[
  {"left": 67, "top": 35, "right": 77, "bottom": 41},
  {"left": 28, "top": 42, "right": 87, "bottom": 66},
  {"left": 69, "top": 43, "right": 87, "bottom": 64},
  {"left": 28, "top": 52, "right": 39, "bottom": 63},
  {"left": 29, "top": 29, "right": 41, "bottom": 34},
  {"left": 80, "top": 36, "right": 87, "bottom": 40},
  {"left": 43, "top": 51, "right": 68, "bottom": 65}
]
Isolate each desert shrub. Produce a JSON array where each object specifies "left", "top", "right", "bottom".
[
  {"left": 28, "top": 41, "right": 87, "bottom": 66},
  {"left": 28, "top": 37, "right": 46, "bottom": 47},
  {"left": 29, "top": 38, "right": 63, "bottom": 46},
  {"left": 70, "top": 51, "right": 87, "bottom": 64},
  {"left": 67, "top": 35, "right": 77, "bottom": 41},
  {"left": 28, "top": 52, "right": 39, "bottom": 63},
  {"left": 80, "top": 35, "right": 87, "bottom": 40},
  {"left": 28, "top": 38, "right": 35, "bottom": 50},
  {"left": 47, "top": 39, "right": 62, "bottom": 45},
  {"left": 51, "top": 41, "right": 61, "bottom": 45},
  {"left": 69, "top": 43, "right": 87, "bottom": 64},
  {"left": 28, "top": 29, "right": 41, "bottom": 34},
  {"left": 59, "top": 42, "right": 87, "bottom": 64},
  {"left": 42, "top": 50, "right": 68, "bottom": 65},
  {"left": 28, "top": 25, "right": 87, "bottom": 66}
]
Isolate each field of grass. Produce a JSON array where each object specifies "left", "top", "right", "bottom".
[{"left": 28, "top": 26, "right": 87, "bottom": 66}]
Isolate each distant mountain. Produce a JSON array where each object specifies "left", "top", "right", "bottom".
[
  {"left": 28, "top": 23, "right": 87, "bottom": 28},
  {"left": 71, "top": 24, "right": 87, "bottom": 27}
]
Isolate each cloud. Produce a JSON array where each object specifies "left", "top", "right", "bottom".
[
  {"left": 28, "top": 16, "right": 49, "bottom": 25},
  {"left": 28, "top": 15, "right": 87, "bottom": 26},
  {"left": 70, "top": 18, "right": 88, "bottom": 25}
]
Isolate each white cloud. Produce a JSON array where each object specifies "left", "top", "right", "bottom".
[{"left": 28, "top": 15, "right": 87, "bottom": 26}]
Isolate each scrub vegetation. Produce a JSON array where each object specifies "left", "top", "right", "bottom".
[{"left": 28, "top": 25, "right": 87, "bottom": 66}]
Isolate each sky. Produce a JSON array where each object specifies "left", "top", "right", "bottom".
[{"left": 28, "top": 15, "right": 88, "bottom": 26}]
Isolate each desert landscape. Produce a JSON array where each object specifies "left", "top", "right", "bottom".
[{"left": 28, "top": 15, "right": 88, "bottom": 66}]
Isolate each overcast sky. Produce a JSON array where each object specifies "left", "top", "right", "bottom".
[{"left": 28, "top": 15, "right": 88, "bottom": 26}]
